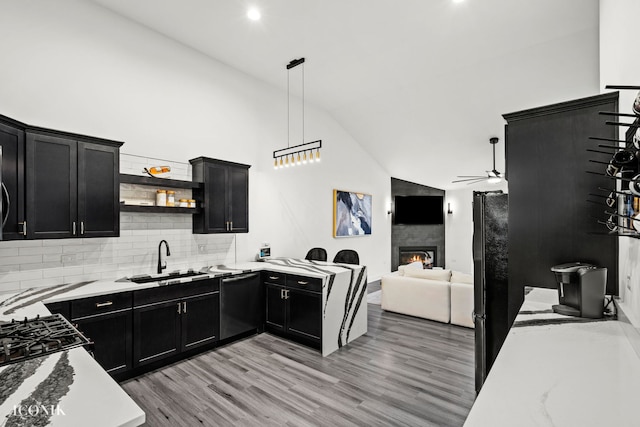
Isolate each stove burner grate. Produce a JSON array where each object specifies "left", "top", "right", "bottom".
[{"left": 0, "top": 313, "right": 92, "bottom": 366}]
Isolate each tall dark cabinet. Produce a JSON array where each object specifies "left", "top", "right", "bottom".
[
  {"left": 25, "top": 128, "right": 121, "bottom": 239},
  {"left": 503, "top": 92, "right": 619, "bottom": 297},
  {"left": 190, "top": 157, "right": 250, "bottom": 234},
  {"left": 0, "top": 115, "right": 25, "bottom": 240}
]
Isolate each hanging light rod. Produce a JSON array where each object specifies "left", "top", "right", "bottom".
[{"left": 274, "top": 56, "right": 323, "bottom": 170}]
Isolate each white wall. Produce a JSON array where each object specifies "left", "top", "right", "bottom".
[
  {"left": 445, "top": 182, "right": 508, "bottom": 275},
  {"left": 0, "top": 0, "right": 391, "bottom": 292},
  {"left": 600, "top": 0, "right": 640, "bottom": 324}
]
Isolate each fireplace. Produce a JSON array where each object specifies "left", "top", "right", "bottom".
[{"left": 399, "top": 246, "right": 437, "bottom": 269}]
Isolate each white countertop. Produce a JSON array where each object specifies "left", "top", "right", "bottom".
[{"left": 464, "top": 288, "right": 640, "bottom": 427}]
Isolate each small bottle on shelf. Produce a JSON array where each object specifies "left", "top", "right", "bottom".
[{"left": 166, "top": 190, "right": 175, "bottom": 207}]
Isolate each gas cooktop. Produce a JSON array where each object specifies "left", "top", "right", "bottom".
[{"left": 0, "top": 314, "right": 92, "bottom": 367}]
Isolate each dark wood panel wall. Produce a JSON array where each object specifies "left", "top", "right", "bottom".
[{"left": 504, "top": 92, "right": 619, "bottom": 296}]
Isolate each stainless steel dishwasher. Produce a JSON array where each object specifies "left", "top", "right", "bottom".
[{"left": 220, "top": 272, "right": 263, "bottom": 340}]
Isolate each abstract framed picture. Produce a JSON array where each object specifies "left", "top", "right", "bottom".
[{"left": 333, "top": 190, "right": 372, "bottom": 237}]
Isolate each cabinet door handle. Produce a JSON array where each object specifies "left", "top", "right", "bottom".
[
  {"left": 95, "top": 301, "right": 113, "bottom": 308},
  {"left": 280, "top": 289, "right": 284, "bottom": 299},
  {"left": 230, "top": 221, "right": 233, "bottom": 230},
  {"left": 183, "top": 301, "right": 187, "bottom": 313},
  {"left": 297, "top": 281, "right": 308, "bottom": 285},
  {"left": 2, "top": 182, "right": 10, "bottom": 228},
  {"left": 269, "top": 276, "right": 280, "bottom": 280},
  {"left": 72, "top": 221, "right": 76, "bottom": 235},
  {"left": 20, "top": 221, "right": 27, "bottom": 236},
  {"left": 81, "top": 221, "right": 85, "bottom": 235},
  {"left": 177, "top": 302, "right": 182, "bottom": 314}
]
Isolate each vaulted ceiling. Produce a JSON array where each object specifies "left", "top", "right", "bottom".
[{"left": 89, "top": 0, "right": 600, "bottom": 189}]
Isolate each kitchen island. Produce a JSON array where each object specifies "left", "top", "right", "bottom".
[
  {"left": 464, "top": 287, "right": 640, "bottom": 426},
  {"left": 0, "top": 258, "right": 367, "bottom": 426}
]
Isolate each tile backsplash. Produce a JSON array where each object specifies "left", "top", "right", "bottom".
[
  {"left": 0, "top": 154, "right": 234, "bottom": 295},
  {"left": 0, "top": 213, "right": 236, "bottom": 294}
]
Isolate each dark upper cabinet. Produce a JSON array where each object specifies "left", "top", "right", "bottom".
[
  {"left": 25, "top": 129, "right": 121, "bottom": 239},
  {"left": 0, "top": 116, "right": 26, "bottom": 240},
  {"left": 190, "top": 157, "right": 250, "bottom": 234},
  {"left": 78, "top": 142, "right": 119, "bottom": 237}
]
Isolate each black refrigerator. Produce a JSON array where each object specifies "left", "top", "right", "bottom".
[{"left": 473, "top": 191, "right": 509, "bottom": 393}]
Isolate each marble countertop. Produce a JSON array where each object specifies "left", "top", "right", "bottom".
[{"left": 464, "top": 288, "right": 640, "bottom": 426}]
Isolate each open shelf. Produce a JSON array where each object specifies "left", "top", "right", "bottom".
[
  {"left": 119, "top": 173, "right": 202, "bottom": 189},
  {"left": 120, "top": 205, "right": 200, "bottom": 214}
]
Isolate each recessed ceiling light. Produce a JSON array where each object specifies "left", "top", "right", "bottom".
[
  {"left": 453, "top": 0, "right": 465, "bottom": 3},
  {"left": 247, "top": 7, "right": 261, "bottom": 21}
]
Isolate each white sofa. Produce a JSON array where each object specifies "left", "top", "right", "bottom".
[{"left": 381, "top": 263, "right": 474, "bottom": 328}]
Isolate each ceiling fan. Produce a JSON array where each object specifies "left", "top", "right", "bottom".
[{"left": 452, "top": 137, "right": 503, "bottom": 185}]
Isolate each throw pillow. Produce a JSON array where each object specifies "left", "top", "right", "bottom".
[
  {"left": 405, "top": 268, "right": 452, "bottom": 282},
  {"left": 398, "top": 261, "right": 423, "bottom": 276},
  {"left": 451, "top": 271, "right": 473, "bottom": 284}
]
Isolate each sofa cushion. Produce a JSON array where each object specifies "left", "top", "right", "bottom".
[
  {"left": 451, "top": 271, "right": 473, "bottom": 284},
  {"left": 404, "top": 268, "right": 452, "bottom": 282},
  {"left": 397, "top": 261, "right": 424, "bottom": 276}
]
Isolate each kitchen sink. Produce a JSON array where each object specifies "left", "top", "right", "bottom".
[{"left": 125, "top": 270, "right": 208, "bottom": 284}]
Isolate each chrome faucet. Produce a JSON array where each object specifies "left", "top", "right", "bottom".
[{"left": 158, "top": 240, "right": 171, "bottom": 274}]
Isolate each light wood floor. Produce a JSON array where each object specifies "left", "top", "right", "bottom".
[{"left": 121, "top": 293, "right": 476, "bottom": 426}]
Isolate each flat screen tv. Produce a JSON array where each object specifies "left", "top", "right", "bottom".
[{"left": 393, "top": 196, "right": 444, "bottom": 225}]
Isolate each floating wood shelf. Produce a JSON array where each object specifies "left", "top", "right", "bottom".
[
  {"left": 119, "top": 173, "right": 202, "bottom": 189},
  {"left": 120, "top": 205, "right": 200, "bottom": 214}
]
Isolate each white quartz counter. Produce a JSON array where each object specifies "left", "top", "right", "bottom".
[{"left": 464, "top": 288, "right": 640, "bottom": 427}]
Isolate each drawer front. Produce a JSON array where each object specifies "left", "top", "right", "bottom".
[
  {"left": 133, "top": 278, "right": 218, "bottom": 307},
  {"left": 262, "top": 271, "right": 285, "bottom": 285},
  {"left": 285, "top": 274, "right": 322, "bottom": 293},
  {"left": 71, "top": 292, "right": 132, "bottom": 320}
]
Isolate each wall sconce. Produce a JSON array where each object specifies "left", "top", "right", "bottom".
[{"left": 447, "top": 202, "right": 453, "bottom": 215}]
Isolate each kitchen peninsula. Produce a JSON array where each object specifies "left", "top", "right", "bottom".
[{"left": 0, "top": 258, "right": 367, "bottom": 426}]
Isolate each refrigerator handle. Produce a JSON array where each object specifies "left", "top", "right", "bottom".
[
  {"left": 1, "top": 183, "right": 8, "bottom": 228},
  {"left": 472, "top": 311, "right": 486, "bottom": 320}
]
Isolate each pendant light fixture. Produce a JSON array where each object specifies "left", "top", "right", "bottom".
[{"left": 273, "top": 57, "right": 322, "bottom": 169}]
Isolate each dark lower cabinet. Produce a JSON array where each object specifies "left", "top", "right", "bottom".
[
  {"left": 133, "top": 281, "right": 220, "bottom": 367},
  {"left": 181, "top": 292, "right": 220, "bottom": 351},
  {"left": 133, "top": 300, "right": 182, "bottom": 367},
  {"left": 264, "top": 275, "right": 322, "bottom": 349},
  {"left": 265, "top": 283, "right": 286, "bottom": 333},
  {"left": 74, "top": 310, "right": 132, "bottom": 376},
  {"left": 287, "top": 288, "right": 321, "bottom": 342}
]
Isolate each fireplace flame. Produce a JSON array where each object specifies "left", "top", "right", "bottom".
[{"left": 409, "top": 255, "right": 423, "bottom": 263}]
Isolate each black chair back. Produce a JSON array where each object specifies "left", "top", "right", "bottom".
[
  {"left": 305, "top": 247, "right": 327, "bottom": 262},
  {"left": 333, "top": 249, "right": 359, "bottom": 265}
]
